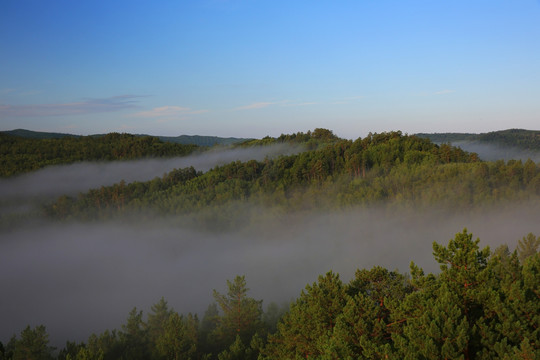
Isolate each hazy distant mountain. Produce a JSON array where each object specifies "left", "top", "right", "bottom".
[
  {"left": 1, "top": 129, "right": 250, "bottom": 146},
  {"left": 2, "top": 128, "right": 82, "bottom": 139},
  {"left": 416, "top": 129, "right": 540, "bottom": 162},
  {"left": 416, "top": 129, "right": 540, "bottom": 150},
  {"left": 156, "top": 134, "right": 250, "bottom": 146}
]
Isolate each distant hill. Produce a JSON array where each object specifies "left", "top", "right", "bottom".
[
  {"left": 416, "top": 129, "right": 540, "bottom": 162},
  {"left": 1, "top": 129, "right": 250, "bottom": 146},
  {"left": 157, "top": 134, "right": 250, "bottom": 146},
  {"left": 2, "top": 129, "right": 82, "bottom": 139},
  {"left": 416, "top": 129, "right": 540, "bottom": 150},
  {"left": 415, "top": 132, "right": 477, "bottom": 144}
]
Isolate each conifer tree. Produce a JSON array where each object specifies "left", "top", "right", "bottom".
[
  {"left": 327, "top": 267, "right": 412, "bottom": 359},
  {"left": 212, "top": 276, "right": 263, "bottom": 348},
  {"left": 120, "top": 307, "right": 150, "bottom": 360},
  {"left": 11, "top": 325, "right": 54, "bottom": 360},
  {"left": 263, "top": 272, "right": 346, "bottom": 359},
  {"left": 517, "top": 233, "right": 539, "bottom": 262},
  {"left": 156, "top": 312, "right": 198, "bottom": 360},
  {"left": 146, "top": 297, "right": 173, "bottom": 360}
]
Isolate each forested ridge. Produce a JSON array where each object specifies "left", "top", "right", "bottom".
[
  {"left": 46, "top": 130, "right": 540, "bottom": 222},
  {"left": 1, "top": 231, "right": 538, "bottom": 359},
  {"left": 0, "top": 132, "right": 199, "bottom": 177}
]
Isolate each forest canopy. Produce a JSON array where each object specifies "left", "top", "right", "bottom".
[{"left": 42, "top": 130, "right": 540, "bottom": 224}]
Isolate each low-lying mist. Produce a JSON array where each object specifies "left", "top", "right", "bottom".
[
  {"left": 1, "top": 203, "right": 539, "bottom": 347},
  {"left": 0, "top": 144, "right": 302, "bottom": 200},
  {"left": 1, "top": 142, "right": 539, "bottom": 347},
  {"left": 0, "top": 144, "right": 301, "bottom": 216},
  {"left": 451, "top": 141, "right": 540, "bottom": 162}
]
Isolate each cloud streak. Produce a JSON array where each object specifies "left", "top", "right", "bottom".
[
  {"left": 234, "top": 102, "right": 275, "bottom": 110},
  {"left": 434, "top": 89, "right": 455, "bottom": 95},
  {"left": 0, "top": 95, "right": 143, "bottom": 117},
  {"left": 234, "top": 100, "right": 321, "bottom": 111},
  {"left": 131, "top": 106, "right": 208, "bottom": 118}
]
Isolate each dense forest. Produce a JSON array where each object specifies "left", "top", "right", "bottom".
[
  {"left": 1, "top": 230, "right": 538, "bottom": 359},
  {"left": 44, "top": 130, "right": 540, "bottom": 224},
  {"left": 1, "top": 128, "right": 539, "bottom": 359}
]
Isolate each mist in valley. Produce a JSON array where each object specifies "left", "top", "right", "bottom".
[
  {"left": 1, "top": 145, "right": 539, "bottom": 347},
  {"left": 449, "top": 141, "right": 540, "bottom": 162},
  {"left": 0, "top": 144, "right": 301, "bottom": 217},
  {"left": 2, "top": 203, "right": 539, "bottom": 346}
]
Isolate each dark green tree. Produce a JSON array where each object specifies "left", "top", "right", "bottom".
[
  {"left": 263, "top": 272, "right": 346, "bottom": 359},
  {"left": 212, "top": 276, "right": 263, "bottom": 348},
  {"left": 119, "top": 307, "right": 150, "bottom": 360},
  {"left": 146, "top": 297, "right": 173, "bottom": 360},
  {"left": 156, "top": 312, "right": 198, "bottom": 360},
  {"left": 326, "top": 267, "right": 412, "bottom": 359},
  {"left": 517, "top": 233, "right": 540, "bottom": 262},
  {"left": 11, "top": 325, "right": 54, "bottom": 360}
]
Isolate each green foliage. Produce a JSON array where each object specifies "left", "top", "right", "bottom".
[
  {"left": 120, "top": 308, "right": 150, "bottom": 360},
  {"left": 263, "top": 272, "right": 346, "bottom": 359},
  {"left": 212, "top": 276, "right": 263, "bottom": 348},
  {"left": 517, "top": 233, "right": 540, "bottom": 262},
  {"left": 10, "top": 325, "right": 54, "bottom": 360},
  {"left": 48, "top": 131, "right": 539, "bottom": 224},
  {"left": 146, "top": 297, "right": 173, "bottom": 360},
  {"left": 476, "top": 129, "right": 540, "bottom": 150},
  {"left": 57, "top": 341, "right": 85, "bottom": 360},
  {"left": 156, "top": 312, "right": 198, "bottom": 360}
]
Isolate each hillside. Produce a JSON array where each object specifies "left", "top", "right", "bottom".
[
  {"left": 46, "top": 130, "right": 540, "bottom": 224},
  {"left": 0, "top": 129, "right": 250, "bottom": 147}
]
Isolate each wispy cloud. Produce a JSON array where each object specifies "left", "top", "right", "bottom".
[
  {"left": 131, "top": 106, "right": 208, "bottom": 118},
  {"left": 234, "top": 100, "right": 318, "bottom": 110},
  {"left": 234, "top": 102, "right": 275, "bottom": 110},
  {"left": 0, "top": 88, "right": 16, "bottom": 95},
  {"left": 434, "top": 89, "right": 455, "bottom": 95},
  {"left": 281, "top": 101, "right": 318, "bottom": 107},
  {"left": 329, "top": 95, "right": 365, "bottom": 105},
  {"left": 0, "top": 95, "right": 143, "bottom": 117},
  {"left": 19, "top": 90, "right": 43, "bottom": 96}
]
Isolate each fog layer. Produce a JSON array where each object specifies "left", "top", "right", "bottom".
[
  {"left": 452, "top": 141, "right": 540, "bottom": 162},
  {"left": 1, "top": 143, "right": 539, "bottom": 346},
  {"left": 1, "top": 204, "right": 538, "bottom": 346},
  {"left": 0, "top": 144, "right": 301, "bottom": 200}
]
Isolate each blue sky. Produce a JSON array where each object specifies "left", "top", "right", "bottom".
[{"left": 1, "top": 0, "right": 539, "bottom": 138}]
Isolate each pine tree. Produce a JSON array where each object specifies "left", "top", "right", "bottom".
[
  {"left": 327, "top": 267, "right": 412, "bottom": 359},
  {"left": 263, "top": 272, "right": 346, "bottom": 359},
  {"left": 120, "top": 307, "right": 150, "bottom": 360},
  {"left": 11, "top": 325, "right": 54, "bottom": 360},
  {"left": 146, "top": 297, "right": 173, "bottom": 360},
  {"left": 212, "top": 275, "right": 263, "bottom": 348},
  {"left": 517, "top": 233, "right": 540, "bottom": 262},
  {"left": 156, "top": 312, "right": 198, "bottom": 360}
]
